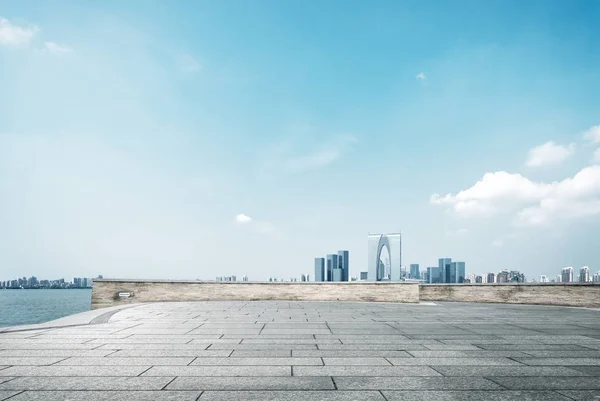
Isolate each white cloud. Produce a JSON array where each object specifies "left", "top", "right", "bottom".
[
  {"left": 179, "top": 54, "right": 201, "bottom": 73},
  {"left": 235, "top": 214, "right": 253, "bottom": 224},
  {"left": 44, "top": 41, "right": 72, "bottom": 55},
  {"left": 431, "top": 165, "right": 600, "bottom": 226},
  {"left": 416, "top": 72, "right": 426, "bottom": 80},
  {"left": 0, "top": 17, "right": 38, "bottom": 46},
  {"left": 525, "top": 141, "right": 575, "bottom": 167},
  {"left": 583, "top": 125, "right": 600, "bottom": 144}
]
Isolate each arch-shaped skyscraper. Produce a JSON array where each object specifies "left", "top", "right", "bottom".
[{"left": 367, "top": 233, "right": 401, "bottom": 281}]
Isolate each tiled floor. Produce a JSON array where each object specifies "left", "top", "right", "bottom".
[{"left": 1, "top": 301, "right": 599, "bottom": 400}]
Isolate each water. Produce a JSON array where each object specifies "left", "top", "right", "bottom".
[{"left": 0, "top": 289, "right": 92, "bottom": 328}]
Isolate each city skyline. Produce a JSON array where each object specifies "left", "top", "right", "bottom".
[{"left": 1, "top": 1, "right": 599, "bottom": 281}]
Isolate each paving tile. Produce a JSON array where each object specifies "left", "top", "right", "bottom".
[
  {"left": 475, "top": 344, "right": 592, "bottom": 351},
  {"left": 407, "top": 350, "right": 529, "bottom": 358},
  {"left": 56, "top": 357, "right": 194, "bottom": 366},
  {"left": 489, "top": 377, "right": 600, "bottom": 390},
  {"left": 382, "top": 391, "right": 572, "bottom": 400},
  {"left": 7, "top": 391, "right": 201, "bottom": 401},
  {"left": 522, "top": 351, "right": 600, "bottom": 357},
  {"left": 556, "top": 390, "right": 600, "bottom": 400},
  {"left": 167, "top": 376, "right": 334, "bottom": 390},
  {"left": 0, "top": 377, "right": 174, "bottom": 391},
  {"left": 322, "top": 358, "right": 391, "bottom": 366},
  {"left": 568, "top": 366, "right": 600, "bottom": 376},
  {"left": 294, "top": 366, "right": 441, "bottom": 377},
  {"left": 0, "top": 357, "right": 66, "bottom": 366},
  {"left": 190, "top": 358, "right": 322, "bottom": 366},
  {"left": 0, "top": 350, "right": 115, "bottom": 357},
  {"left": 387, "top": 357, "right": 522, "bottom": 366},
  {"left": 335, "top": 377, "right": 502, "bottom": 390},
  {"left": 515, "top": 358, "right": 600, "bottom": 366},
  {"left": 230, "top": 350, "right": 291, "bottom": 357},
  {"left": 432, "top": 366, "right": 589, "bottom": 377},
  {"left": 206, "top": 344, "right": 316, "bottom": 350},
  {"left": 0, "top": 366, "right": 150, "bottom": 377},
  {"left": 199, "top": 390, "right": 386, "bottom": 400},
  {"left": 0, "top": 391, "right": 21, "bottom": 401},
  {"left": 293, "top": 350, "right": 412, "bottom": 357},
  {"left": 108, "top": 349, "right": 232, "bottom": 357},
  {"left": 142, "top": 366, "right": 291, "bottom": 376}
]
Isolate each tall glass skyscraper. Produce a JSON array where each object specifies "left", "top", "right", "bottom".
[
  {"left": 314, "top": 258, "right": 325, "bottom": 282},
  {"left": 439, "top": 258, "right": 452, "bottom": 283},
  {"left": 338, "top": 250, "right": 349, "bottom": 281},
  {"left": 367, "top": 233, "right": 401, "bottom": 281},
  {"left": 326, "top": 254, "right": 338, "bottom": 282},
  {"left": 410, "top": 264, "right": 420, "bottom": 280}
]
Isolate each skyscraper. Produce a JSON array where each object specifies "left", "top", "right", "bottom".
[
  {"left": 314, "top": 258, "right": 325, "bottom": 282},
  {"left": 580, "top": 266, "right": 590, "bottom": 283},
  {"left": 338, "top": 250, "right": 349, "bottom": 281},
  {"left": 562, "top": 267, "right": 573, "bottom": 283},
  {"left": 439, "top": 258, "right": 452, "bottom": 283},
  {"left": 427, "top": 267, "right": 441, "bottom": 283},
  {"left": 409, "top": 264, "right": 420, "bottom": 280},
  {"left": 326, "top": 254, "right": 339, "bottom": 282}
]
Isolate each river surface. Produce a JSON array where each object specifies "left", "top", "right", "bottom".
[{"left": 0, "top": 289, "right": 92, "bottom": 327}]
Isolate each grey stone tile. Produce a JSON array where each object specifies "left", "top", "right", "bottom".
[
  {"left": 407, "top": 350, "right": 528, "bottom": 358},
  {"left": 317, "top": 344, "right": 425, "bottom": 350},
  {"left": 94, "top": 343, "right": 214, "bottom": 350},
  {"left": 190, "top": 358, "right": 321, "bottom": 366},
  {"left": 0, "top": 358, "right": 66, "bottom": 366},
  {"left": 142, "top": 366, "right": 290, "bottom": 376},
  {"left": 556, "top": 390, "right": 600, "bottom": 400},
  {"left": 522, "top": 351, "right": 600, "bottom": 357},
  {"left": 489, "top": 377, "right": 600, "bottom": 390},
  {"left": 206, "top": 344, "right": 316, "bottom": 350},
  {"left": 335, "top": 377, "right": 502, "bottom": 390},
  {"left": 56, "top": 357, "right": 194, "bottom": 366},
  {"left": 230, "top": 350, "right": 291, "bottom": 357},
  {"left": 199, "top": 390, "right": 386, "bottom": 400},
  {"left": 0, "top": 368, "right": 6, "bottom": 372},
  {"left": 293, "top": 350, "right": 412, "bottom": 357},
  {"left": 568, "top": 366, "right": 600, "bottom": 376},
  {"left": 0, "top": 377, "right": 174, "bottom": 390},
  {"left": 239, "top": 339, "right": 339, "bottom": 344},
  {"left": 515, "top": 358, "right": 600, "bottom": 366},
  {"left": 423, "top": 344, "right": 484, "bottom": 350},
  {"left": 0, "top": 379, "right": 14, "bottom": 386},
  {"left": 108, "top": 349, "right": 232, "bottom": 357},
  {"left": 383, "top": 391, "right": 572, "bottom": 400},
  {"left": 387, "top": 357, "right": 522, "bottom": 366},
  {"left": 0, "top": 343, "right": 98, "bottom": 350},
  {"left": 294, "top": 366, "right": 441, "bottom": 377},
  {"left": 323, "top": 358, "right": 391, "bottom": 366},
  {"left": 167, "top": 376, "right": 334, "bottom": 390},
  {"left": 0, "top": 350, "right": 115, "bottom": 357},
  {"left": 0, "top": 366, "right": 150, "bottom": 377},
  {"left": 0, "top": 391, "right": 20, "bottom": 400},
  {"left": 433, "top": 366, "right": 589, "bottom": 377},
  {"left": 7, "top": 391, "right": 201, "bottom": 401},
  {"left": 475, "top": 344, "right": 592, "bottom": 351}
]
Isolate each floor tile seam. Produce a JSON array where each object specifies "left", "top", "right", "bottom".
[
  {"left": 1, "top": 390, "right": 24, "bottom": 401},
  {"left": 554, "top": 389, "right": 581, "bottom": 401},
  {"left": 161, "top": 376, "right": 178, "bottom": 390}
]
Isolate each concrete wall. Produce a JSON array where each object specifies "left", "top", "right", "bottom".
[
  {"left": 91, "top": 279, "right": 420, "bottom": 310},
  {"left": 91, "top": 280, "right": 600, "bottom": 309},
  {"left": 420, "top": 283, "right": 600, "bottom": 308}
]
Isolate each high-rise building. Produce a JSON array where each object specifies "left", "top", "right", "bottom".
[
  {"left": 475, "top": 275, "right": 483, "bottom": 283},
  {"left": 486, "top": 273, "right": 495, "bottom": 283},
  {"left": 338, "top": 250, "right": 349, "bottom": 281},
  {"left": 561, "top": 267, "right": 573, "bottom": 283},
  {"left": 497, "top": 270, "right": 509, "bottom": 283},
  {"left": 409, "top": 264, "right": 420, "bottom": 280},
  {"left": 367, "top": 233, "right": 401, "bottom": 281},
  {"left": 314, "top": 258, "right": 325, "bottom": 282},
  {"left": 326, "top": 254, "right": 338, "bottom": 282},
  {"left": 333, "top": 268, "right": 343, "bottom": 282},
  {"left": 580, "top": 266, "right": 590, "bottom": 283},
  {"left": 427, "top": 267, "right": 441, "bottom": 283},
  {"left": 360, "top": 271, "right": 368, "bottom": 281},
  {"left": 540, "top": 275, "right": 548, "bottom": 283},
  {"left": 438, "top": 258, "right": 452, "bottom": 283},
  {"left": 593, "top": 271, "right": 600, "bottom": 283}
]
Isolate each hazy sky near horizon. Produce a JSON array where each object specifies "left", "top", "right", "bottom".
[{"left": 1, "top": 0, "right": 599, "bottom": 281}]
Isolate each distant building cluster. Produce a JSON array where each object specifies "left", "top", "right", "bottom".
[
  {"left": 424, "top": 258, "right": 467, "bottom": 283},
  {"left": 314, "top": 250, "right": 349, "bottom": 282},
  {"left": 216, "top": 275, "right": 249, "bottom": 282},
  {"left": 0, "top": 276, "right": 95, "bottom": 289},
  {"left": 550, "top": 266, "right": 598, "bottom": 283}
]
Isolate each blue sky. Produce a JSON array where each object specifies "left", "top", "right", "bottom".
[{"left": 1, "top": 0, "right": 599, "bottom": 281}]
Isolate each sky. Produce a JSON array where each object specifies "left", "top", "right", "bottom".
[{"left": 1, "top": 0, "right": 599, "bottom": 281}]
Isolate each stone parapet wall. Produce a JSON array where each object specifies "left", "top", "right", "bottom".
[
  {"left": 91, "top": 280, "right": 600, "bottom": 310},
  {"left": 420, "top": 283, "right": 600, "bottom": 308},
  {"left": 91, "top": 280, "right": 420, "bottom": 310}
]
